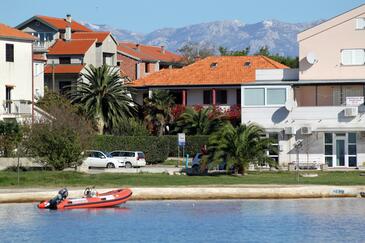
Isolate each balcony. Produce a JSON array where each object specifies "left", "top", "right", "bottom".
[{"left": 3, "top": 100, "right": 32, "bottom": 115}]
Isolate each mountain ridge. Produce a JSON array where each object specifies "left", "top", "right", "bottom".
[{"left": 83, "top": 19, "right": 322, "bottom": 56}]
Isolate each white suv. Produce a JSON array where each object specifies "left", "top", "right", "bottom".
[
  {"left": 109, "top": 151, "right": 146, "bottom": 168},
  {"left": 83, "top": 150, "right": 123, "bottom": 169}
]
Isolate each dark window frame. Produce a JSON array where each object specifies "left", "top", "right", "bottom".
[
  {"left": 216, "top": 90, "right": 228, "bottom": 105},
  {"left": 59, "top": 57, "right": 71, "bottom": 64},
  {"left": 6, "top": 44, "right": 14, "bottom": 62},
  {"left": 203, "top": 90, "right": 212, "bottom": 105}
]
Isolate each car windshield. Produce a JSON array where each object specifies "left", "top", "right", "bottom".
[{"left": 105, "top": 152, "right": 112, "bottom": 158}]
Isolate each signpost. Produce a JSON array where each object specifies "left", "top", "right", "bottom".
[
  {"left": 177, "top": 133, "right": 186, "bottom": 167},
  {"left": 346, "top": 96, "right": 364, "bottom": 106}
]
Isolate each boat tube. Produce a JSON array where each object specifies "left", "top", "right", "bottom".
[{"left": 38, "top": 187, "right": 132, "bottom": 209}]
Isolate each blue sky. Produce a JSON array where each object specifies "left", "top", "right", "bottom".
[{"left": 2, "top": 0, "right": 364, "bottom": 33}]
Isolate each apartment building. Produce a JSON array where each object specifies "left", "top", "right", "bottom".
[
  {"left": 117, "top": 42, "right": 184, "bottom": 81},
  {"left": 0, "top": 23, "right": 36, "bottom": 121},
  {"left": 17, "top": 15, "right": 118, "bottom": 93},
  {"left": 241, "top": 4, "right": 365, "bottom": 168}
]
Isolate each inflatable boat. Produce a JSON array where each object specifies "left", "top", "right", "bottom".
[{"left": 38, "top": 188, "right": 132, "bottom": 209}]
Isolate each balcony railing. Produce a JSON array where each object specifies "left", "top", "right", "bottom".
[{"left": 3, "top": 100, "right": 32, "bottom": 115}]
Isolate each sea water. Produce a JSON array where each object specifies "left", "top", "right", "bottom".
[{"left": 0, "top": 199, "right": 364, "bottom": 242}]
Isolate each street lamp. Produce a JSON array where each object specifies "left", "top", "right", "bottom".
[{"left": 294, "top": 139, "right": 303, "bottom": 183}]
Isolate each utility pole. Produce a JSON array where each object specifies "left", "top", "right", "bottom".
[{"left": 52, "top": 60, "right": 55, "bottom": 92}]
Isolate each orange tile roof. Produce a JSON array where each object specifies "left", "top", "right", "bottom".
[
  {"left": 33, "top": 54, "right": 47, "bottom": 62},
  {"left": 48, "top": 39, "right": 95, "bottom": 55},
  {"left": 36, "top": 15, "right": 92, "bottom": 32},
  {"left": 72, "top": 32, "right": 110, "bottom": 43},
  {"left": 0, "top": 23, "right": 36, "bottom": 41},
  {"left": 130, "top": 56, "right": 288, "bottom": 87},
  {"left": 44, "top": 64, "right": 84, "bottom": 74},
  {"left": 118, "top": 42, "right": 183, "bottom": 63}
]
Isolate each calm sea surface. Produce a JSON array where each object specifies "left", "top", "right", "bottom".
[{"left": 0, "top": 199, "right": 364, "bottom": 243}]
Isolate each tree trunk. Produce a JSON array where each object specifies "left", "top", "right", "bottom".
[{"left": 97, "top": 117, "right": 104, "bottom": 135}]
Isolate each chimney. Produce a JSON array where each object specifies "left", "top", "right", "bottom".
[
  {"left": 136, "top": 43, "right": 140, "bottom": 52},
  {"left": 64, "top": 14, "right": 72, "bottom": 41},
  {"left": 161, "top": 45, "right": 165, "bottom": 54},
  {"left": 194, "top": 55, "right": 201, "bottom": 62},
  {"left": 66, "top": 14, "right": 72, "bottom": 23}
]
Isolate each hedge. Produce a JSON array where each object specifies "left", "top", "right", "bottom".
[
  {"left": 163, "top": 135, "right": 209, "bottom": 157},
  {"left": 91, "top": 135, "right": 209, "bottom": 164}
]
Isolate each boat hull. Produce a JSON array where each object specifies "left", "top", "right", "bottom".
[{"left": 38, "top": 189, "right": 132, "bottom": 209}]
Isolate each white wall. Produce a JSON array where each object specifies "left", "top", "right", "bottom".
[
  {"left": 33, "top": 61, "right": 44, "bottom": 98},
  {"left": 0, "top": 39, "right": 33, "bottom": 115}
]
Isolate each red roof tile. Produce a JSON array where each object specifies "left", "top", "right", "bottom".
[
  {"left": 36, "top": 15, "right": 92, "bottom": 32},
  {"left": 33, "top": 54, "right": 47, "bottom": 62},
  {"left": 118, "top": 42, "right": 183, "bottom": 63},
  {"left": 44, "top": 64, "right": 84, "bottom": 74},
  {"left": 48, "top": 39, "right": 95, "bottom": 55},
  {"left": 130, "top": 56, "right": 288, "bottom": 87},
  {"left": 72, "top": 32, "right": 110, "bottom": 43},
  {"left": 0, "top": 23, "right": 36, "bottom": 41}
]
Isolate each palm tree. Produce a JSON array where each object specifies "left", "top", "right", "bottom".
[
  {"left": 68, "top": 65, "right": 136, "bottom": 134},
  {"left": 174, "top": 107, "right": 223, "bottom": 135},
  {"left": 207, "top": 123, "right": 275, "bottom": 174},
  {"left": 144, "top": 90, "right": 175, "bottom": 136}
]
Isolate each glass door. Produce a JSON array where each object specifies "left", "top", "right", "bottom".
[{"left": 335, "top": 138, "right": 345, "bottom": 167}]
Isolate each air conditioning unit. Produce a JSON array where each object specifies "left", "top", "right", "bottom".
[
  {"left": 284, "top": 127, "right": 296, "bottom": 135},
  {"left": 344, "top": 107, "right": 358, "bottom": 117},
  {"left": 301, "top": 126, "right": 312, "bottom": 135}
]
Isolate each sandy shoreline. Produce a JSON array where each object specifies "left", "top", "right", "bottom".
[{"left": 0, "top": 185, "right": 364, "bottom": 203}]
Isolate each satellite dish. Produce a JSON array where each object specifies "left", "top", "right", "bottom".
[
  {"left": 306, "top": 52, "right": 318, "bottom": 65},
  {"left": 285, "top": 100, "right": 295, "bottom": 111}
]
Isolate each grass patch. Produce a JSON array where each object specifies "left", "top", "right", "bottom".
[{"left": 0, "top": 171, "right": 364, "bottom": 188}]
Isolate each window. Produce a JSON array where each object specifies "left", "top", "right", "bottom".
[
  {"left": 59, "top": 57, "right": 71, "bottom": 64},
  {"left": 216, "top": 90, "right": 227, "bottom": 105},
  {"left": 236, "top": 89, "right": 241, "bottom": 105},
  {"left": 324, "top": 133, "right": 333, "bottom": 167},
  {"left": 244, "top": 88, "right": 265, "bottom": 106},
  {"left": 145, "top": 63, "right": 149, "bottom": 73},
  {"left": 6, "top": 44, "right": 14, "bottom": 62},
  {"left": 203, "top": 90, "right": 212, "bottom": 105},
  {"left": 295, "top": 85, "right": 365, "bottom": 107},
  {"left": 341, "top": 49, "right": 365, "bottom": 65},
  {"left": 356, "top": 18, "right": 365, "bottom": 29},
  {"left": 243, "top": 87, "right": 287, "bottom": 106},
  {"left": 348, "top": 133, "right": 357, "bottom": 167},
  {"left": 267, "top": 88, "right": 286, "bottom": 105}
]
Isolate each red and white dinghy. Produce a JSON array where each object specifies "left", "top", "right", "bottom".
[{"left": 38, "top": 188, "right": 132, "bottom": 209}]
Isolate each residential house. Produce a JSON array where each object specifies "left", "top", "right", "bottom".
[
  {"left": 117, "top": 42, "right": 184, "bottom": 81},
  {"left": 241, "top": 4, "right": 365, "bottom": 168},
  {"left": 17, "top": 15, "right": 118, "bottom": 93},
  {"left": 0, "top": 23, "right": 36, "bottom": 121},
  {"left": 129, "top": 55, "right": 288, "bottom": 107},
  {"left": 16, "top": 14, "right": 92, "bottom": 52}
]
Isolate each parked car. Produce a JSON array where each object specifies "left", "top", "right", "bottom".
[
  {"left": 83, "top": 150, "right": 123, "bottom": 169},
  {"left": 108, "top": 151, "right": 146, "bottom": 168},
  {"left": 190, "top": 153, "right": 232, "bottom": 175}
]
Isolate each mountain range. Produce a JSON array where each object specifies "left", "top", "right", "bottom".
[{"left": 83, "top": 19, "right": 322, "bottom": 57}]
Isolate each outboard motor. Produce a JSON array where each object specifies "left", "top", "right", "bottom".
[{"left": 48, "top": 188, "right": 68, "bottom": 209}]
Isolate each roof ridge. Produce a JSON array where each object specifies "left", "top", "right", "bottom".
[{"left": 259, "top": 55, "right": 288, "bottom": 68}]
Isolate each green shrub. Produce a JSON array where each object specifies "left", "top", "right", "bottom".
[
  {"left": 164, "top": 135, "right": 209, "bottom": 157},
  {"left": 24, "top": 103, "right": 93, "bottom": 170},
  {"left": 92, "top": 135, "right": 209, "bottom": 163},
  {"left": 92, "top": 136, "right": 170, "bottom": 164},
  {"left": 0, "top": 121, "right": 22, "bottom": 157}
]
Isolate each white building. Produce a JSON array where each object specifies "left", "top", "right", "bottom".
[
  {"left": 0, "top": 23, "right": 38, "bottom": 122},
  {"left": 241, "top": 4, "right": 365, "bottom": 168}
]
